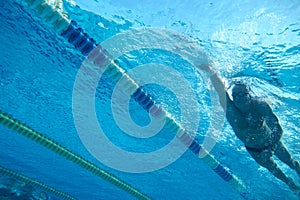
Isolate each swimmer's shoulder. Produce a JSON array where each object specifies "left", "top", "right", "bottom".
[{"left": 251, "top": 98, "right": 271, "bottom": 113}]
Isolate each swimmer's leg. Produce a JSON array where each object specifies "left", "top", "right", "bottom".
[
  {"left": 248, "top": 149, "right": 299, "bottom": 193},
  {"left": 274, "top": 141, "right": 300, "bottom": 177}
]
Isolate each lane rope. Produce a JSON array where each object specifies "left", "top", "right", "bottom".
[
  {"left": 0, "top": 165, "right": 76, "bottom": 200},
  {"left": 0, "top": 111, "right": 152, "bottom": 200}
]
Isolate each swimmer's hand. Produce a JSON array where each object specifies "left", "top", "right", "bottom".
[{"left": 197, "top": 64, "right": 216, "bottom": 75}]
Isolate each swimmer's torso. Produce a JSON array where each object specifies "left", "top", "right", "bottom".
[{"left": 226, "top": 99, "right": 272, "bottom": 148}]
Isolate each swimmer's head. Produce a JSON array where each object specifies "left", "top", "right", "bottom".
[
  {"left": 231, "top": 83, "right": 251, "bottom": 111},
  {"left": 232, "top": 83, "right": 250, "bottom": 98}
]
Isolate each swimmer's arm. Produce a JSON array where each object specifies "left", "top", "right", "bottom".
[
  {"left": 197, "top": 64, "right": 234, "bottom": 112},
  {"left": 260, "top": 101, "right": 283, "bottom": 143},
  {"left": 209, "top": 73, "right": 233, "bottom": 110},
  {"left": 204, "top": 70, "right": 245, "bottom": 141}
]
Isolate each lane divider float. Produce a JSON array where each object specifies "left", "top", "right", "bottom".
[
  {"left": 0, "top": 165, "right": 76, "bottom": 200},
  {"left": 0, "top": 111, "right": 152, "bottom": 200}
]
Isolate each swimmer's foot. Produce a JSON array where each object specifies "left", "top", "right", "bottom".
[
  {"left": 287, "top": 178, "right": 300, "bottom": 199},
  {"left": 287, "top": 177, "right": 300, "bottom": 194},
  {"left": 292, "top": 159, "right": 300, "bottom": 178},
  {"left": 293, "top": 189, "right": 300, "bottom": 198}
]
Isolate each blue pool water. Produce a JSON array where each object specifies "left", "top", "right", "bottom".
[{"left": 0, "top": 0, "right": 299, "bottom": 199}]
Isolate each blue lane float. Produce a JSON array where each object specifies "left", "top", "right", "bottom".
[
  {"left": 61, "top": 21, "right": 96, "bottom": 55},
  {"left": 132, "top": 87, "right": 155, "bottom": 112}
]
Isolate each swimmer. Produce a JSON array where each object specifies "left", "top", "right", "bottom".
[{"left": 199, "top": 64, "right": 300, "bottom": 194}]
